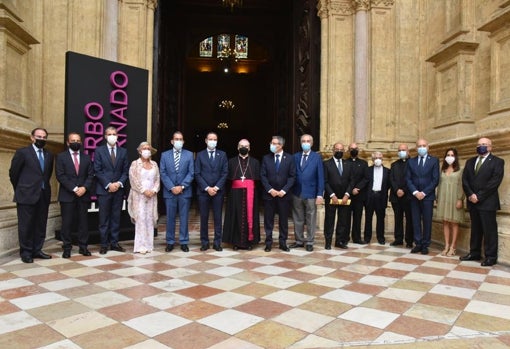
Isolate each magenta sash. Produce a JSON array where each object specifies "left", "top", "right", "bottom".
[{"left": 232, "top": 179, "right": 255, "bottom": 240}]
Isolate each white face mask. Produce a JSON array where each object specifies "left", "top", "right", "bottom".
[
  {"left": 141, "top": 150, "right": 151, "bottom": 159},
  {"left": 106, "top": 135, "right": 117, "bottom": 146},
  {"left": 445, "top": 156, "right": 455, "bottom": 165},
  {"left": 207, "top": 140, "right": 217, "bottom": 149},
  {"left": 173, "top": 140, "right": 183, "bottom": 150},
  {"left": 374, "top": 158, "right": 383, "bottom": 167}
]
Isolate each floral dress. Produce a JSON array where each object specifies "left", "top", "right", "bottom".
[{"left": 128, "top": 159, "right": 160, "bottom": 253}]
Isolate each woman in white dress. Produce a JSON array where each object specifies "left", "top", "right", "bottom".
[{"left": 128, "top": 142, "right": 160, "bottom": 254}]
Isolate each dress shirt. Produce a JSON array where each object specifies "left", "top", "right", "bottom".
[{"left": 372, "top": 166, "right": 383, "bottom": 191}]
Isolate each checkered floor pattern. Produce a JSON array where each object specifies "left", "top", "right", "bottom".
[{"left": 1, "top": 214, "right": 510, "bottom": 349}]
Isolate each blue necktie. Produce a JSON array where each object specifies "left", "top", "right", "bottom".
[
  {"left": 275, "top": 154, "right": 280, "bottom": 172},
  {"left": 337, "top": 159, "right": 343, "bottom": 176},
  {"left": 209, "top": 150, "right": 214, "bottom": 162},
  {"left": 38, "top": 149, "right": 44, "bottom": 171}
]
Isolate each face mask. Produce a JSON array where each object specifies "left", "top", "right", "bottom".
[
  {"left": 374, "top": 158, "right": 383, "bottom": 167},
  {"left": 476, "top": 145, "right": 488, "bottom": 155},
  {"left": 69, "top": 142, "right": 81, "bottom": 151},
  {"left": 417, "top": 147, "right": 427, "bottom": 157},
  {"left": 141, "top": 150, "right": 151, "bottom": 159},
  {"left": 270, "top": 144, "right": 277, "bottom": 153},
  {"left": 350, "top": 149, "right": 359, "bottom": 157},
  {"left": 106, "top": 135, "right": 117, "bottom": 146},
  {"left": 333, "top": 151, "right": 343, "bottom": 159},
  {"left": 34, "top": 139, "right": 46, "bottom": 149},
  {"left": 398, "top": 150, "right": 407, "bottom": 159},
  {"left": 239, "top": 147, "right": 249, "bottom": 156},
  {"left": 207, "top": 140, "right": 217, "bottom": 149},
  {"left": 173, "top": 140, "right": 183, "bottom": 150},
  {"left": 301, "top": 143, "right": 311, "bottom": 152},
  {"left": 444, "top": 156, "right": 455, "bottom": 165}
]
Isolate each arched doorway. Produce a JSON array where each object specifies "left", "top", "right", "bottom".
[{"left": 152, "top": 0, "right": 320, "bottom": 160}]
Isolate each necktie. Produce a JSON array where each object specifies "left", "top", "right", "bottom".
[
  {"left": 418, "top": 156, "right": 423, "bottom": 167},
  {"left": 38, "top": 149, "right": 44, "bottom": 171},
  {"left": 174, "top": 151, "right": 180, "bottom": 172},
  {"left": 110, "top": 147, "right": 116, "bottom": 165},
  {"left": 301, "top": 154, "right": 308, "bottom": 168},
  {"left": 475, "top": 156, "right": 483, "bottom": 174},
  {"left": 275, "top": 154, "right": 280, "bottom": 172},
  {"left": 38, "top": 149, "right": 45, "bottom": 189},
  {"left": 209, "top": 150, "right": 214, "bottom": 162},
  {"left": 73, "top": 152, "right": 79, "bottom": 175},
  {"left": 337, "top": 159, "right": 343, "bottom": 176}
]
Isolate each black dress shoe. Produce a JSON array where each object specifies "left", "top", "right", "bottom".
[
  {"left": 233, "top": 245, "right": 239, "bottom": 251},
  {"left": 406, "top": 243, "right": 413, "bottom": 248},
  {"left": 325, "top": 244, "right": 331, "bottom": 250},
  {"left": 410, "top": 246, "right": 422, "bottom": 253},
  {"left": 62, "top": 250, "right": 71, "bottom": 258},
  {"left": 165, "top": 244, "right": 174, "bottom": 252},
  {"left": 100, "top": 246, "right": 108, "bottom": 254},
  {"left": 110, "top": 244, "right": 125, "bottom": 252},
  {"left": 353, "top": 240, "right": 367, "bottom": 245},
  {"left": 306, "top": 245, "right": 313, "bottom": 252},
  {"left": 247, "top": 244, "right": 253, "bottom": 251},
  {"left": 79, "top": 248, "right": 92, "bottom": 256},
  {"left": 378, "top": 240, "right": 386, "bottom": 245},
  {"left": 390, "top": 241, "right": 403, "bottom": 246},
  {"left": 289, "top": 242, "right": 304, "bottom": 248},
  {"left": 21, "top": 256, "right": 33, "bottom": 263},
  {"left": 459, "top": 253, "right": 481, "bottom": 261},
  {"left": 33, "top": 251, "right": 52, "bottom": 259},
  {"left": 181, "top": 244, "right": 189, "bottom": 252},
  {"left": 335, "top": 242, "right": 348, "bottom": 249},
  {"left": 264, "top": 244, "right": 272, "bottom": 252},
  {"left": 200, "top": 244, "right": 209, "bottom": 251},
  {"left": 279, "top": 244, "right": 290, "bottom": 252},
  {"left": 481, "top": 258, "right": 497, "bottom": 267},
  {"left": 213, "top": 244, "right": 223, "bottom": 252},
  {"left": 421, "top": 247, "right": 429, "bottom": 255}
]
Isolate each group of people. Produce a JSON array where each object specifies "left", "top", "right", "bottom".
[{"left": 9, "top": 127, "right": 504, "bottom": 267}]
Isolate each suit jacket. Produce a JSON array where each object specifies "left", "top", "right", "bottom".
[
  {"left": 405, "top": 155, "right": 439, "bottom": 201},
  {"left": 366, "top": 165, "right": 390, "bottom": 203},
  {"left": 389, "top": 159, "right": 411, "bottom": 202},
  {"left": 292, "top": 151, "right": 325, "bottom": 199},
  {"left": 347, "top": 157, "right": 370, "bottom": 200},
  {"left": 56, "top": 150, "right": 95, "bottom": 202},
  {"left": 324, "top": 158, "right": 354, "bottom": 199},
  {"left": 194, "top": 148, "right": 228, "bottom": 195},
  {"left": 93, "top": 144, "right": 129, "bottom": 195},
  {"left": 260, "top": 151, "right": 296, "bottom": 201},
  {"left": 462, "top": 153, "right": 504, "bottom": 211},
  {"left": 160, "top": 148, "right": 195, "bottom": 199},
  {"left": 9, "top": 145, "right": 54, "bottom": 205}
]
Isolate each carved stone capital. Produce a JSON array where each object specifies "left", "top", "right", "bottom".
[
  {"left": 352, "top": 0, "right": 371, "bottom": 11},
  {"left": 371, "top": 0, "right": 395, "bottom": 9}
]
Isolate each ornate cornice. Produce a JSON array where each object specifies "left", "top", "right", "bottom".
[
  {"left": 426, "top": 40, "right": 479, "bottom": 65},
  {"left": 371, "top": 0, "right": 395, "bottom": 8}
]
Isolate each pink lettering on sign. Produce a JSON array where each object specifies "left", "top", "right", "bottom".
[{"left": 82, "top": 70, "right": 129, "bottom": 160}]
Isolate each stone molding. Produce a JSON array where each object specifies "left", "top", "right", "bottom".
[{"left": 0, "top": 3, "right": 38, "bottom": 45}]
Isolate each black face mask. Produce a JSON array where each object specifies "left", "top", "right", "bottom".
[
  {"left": 350, "top": 149, "right": 359, "bottom": 157},
  {"left": 34, "top": 139, "right": 46, "bottom": 149},
  {"left": 239, "top": 147, "right": 249, "bottom": 156},
  {"left": 69, "top": 142, "right": 81, "bottom": 151},
  {"left": 333, "top": 151, "right": 343, "bottom": 159}
]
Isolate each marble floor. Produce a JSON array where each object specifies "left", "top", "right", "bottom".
[{"left": 1, "top": 214, "right": 510, "bottom": 349}]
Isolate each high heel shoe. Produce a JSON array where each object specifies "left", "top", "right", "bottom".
[
  {"left": 446, "top": 247, "right": 456, "bottom": 257},
  {"left": 441, "top": 245, "right": 449, "bottom": 256}
]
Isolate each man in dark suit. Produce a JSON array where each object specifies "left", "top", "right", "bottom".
[
  {"left": 260, "top": 135, "right": 296, "bottom": 252},
  {"left": 406, "top": 138, "right": 439, "bottom": 255},
  {"left": 9, "top": 127, "right": 54, "bottom": 263},
  {"left": 460, "top": 137, "right": 504, "bottom": 266},
  {"left": 364, "top": 151, "right": 390, "bottom": 244},
  {"left": 347, "top": 143, "right": 370, "bottom": 244},
  {"left": 389, "top": 144, "right": 413, "bottom": 247},
  {"left": 94, "top": 126, "right": 130, "bottom": 254},
  {"left": 290, "top": 134, "right": 324, "bottom": 252},
  {"left": 56, "top": 132, "right": 95, "bottom": 258},
  {"left": 160, "top": 131, "right": 195, "bottom": 252},
  {"left": 323, "top": 142, "right": 354, "bottom": 249},
  {"left": 195, "top": 132, "right": 228, "bottom": 251}
]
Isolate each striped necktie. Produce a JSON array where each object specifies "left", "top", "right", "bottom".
[{"left": 174, "top": 151, "right": 180, "bottom": 172}]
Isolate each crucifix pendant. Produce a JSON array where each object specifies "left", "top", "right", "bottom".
[{"left": 241, "top": 176, "right": 245, "bottom": 182}]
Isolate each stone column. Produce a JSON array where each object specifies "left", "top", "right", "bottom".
[
  {"left": 353, "top": 0, "right": 369, "bottom": 144},
  {"left": 103, "top": 0, "right": 119, "bottom": 61}
]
